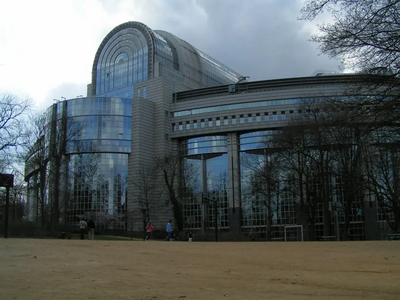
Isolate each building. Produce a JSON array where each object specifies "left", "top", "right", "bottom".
[{"left": 25, "top": 21, "right": 397, "bottom": 240}]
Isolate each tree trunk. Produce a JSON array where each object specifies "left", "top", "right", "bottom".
[{"left": 52, "top": 158, "right": 61, "bottom": 233}]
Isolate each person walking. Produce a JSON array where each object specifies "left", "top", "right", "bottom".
[
  {"left": 88, "top": 219, "right": 95, "bottom": 240},
  {"left": 145, "top": 222, "right": 154, "bottom": 241},
  {"left": 79, "top": 218, "right": 87, "bottom": 240},
  {"left": 164, "top": 220, "right": 172, "bottom": 241},
  {"left": 188, "top": 231, "right": 193, "bottom": 242}
]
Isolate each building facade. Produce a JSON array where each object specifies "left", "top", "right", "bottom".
[{"left": 25, "top": 21, "right": 396, "bottom": 240}]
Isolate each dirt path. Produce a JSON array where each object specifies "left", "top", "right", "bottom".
[{"left": 0, "top": 239, "right": 399, "bottom": 299}]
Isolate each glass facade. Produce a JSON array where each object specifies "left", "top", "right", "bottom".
[
  {"left": 67, "top": 153, "right": 128, "bottom": 230},
  {"left": 65, "top": 97, "right": 131, "bottom": 230},
  {"left": 153, "top": 32, "right": 178, "bottom": 71},
  {"left": 240, "top": 131, "right": 298, "bottom": 239},
  {"left": 66, "top": 97, "right": 131, "bottom": 154},
  {"left": 180, "top": 136, "right": 229, "bottom": 230},
  {"left": 197, "top": 49, "right": 241, "bottom": 86},
  {"left": 95, "top": 28, "right": 149, "bottom": 98}
]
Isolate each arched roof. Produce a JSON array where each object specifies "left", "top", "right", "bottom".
[
  {"left": 91, "top": 21, "right": 242, "bottom": 95},
  {"left": 91, "top": 21, "right": 156, "bottom": 96}
]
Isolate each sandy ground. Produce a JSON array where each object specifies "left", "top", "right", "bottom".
[{"left": 0, "top": 238, "right": 399, "bottom": 300}]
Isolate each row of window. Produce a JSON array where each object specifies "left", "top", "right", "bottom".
[
  {"left": 173, "top": 98, "right": 300, "bottom": 117},
  {"left": 66, "top": 97, "right": 132, "bottom": 117},
  {"left": 172, "top": 111, "right": 295, "bottom": 132}
]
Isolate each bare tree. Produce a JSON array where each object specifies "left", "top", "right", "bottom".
[
  {"left": 273, "top": 99, "right": 343, "bottom": 238},
  {"left": 301, "top": 0, "right": 400, "bottom": 74},
  {"left": 326, "top": 125, "right": 365, "bottom": 240},
  {"left": 0, "top": 171, "right": 26, "bottom": 222},
  {"left": 155, "top": 153, "right": 200, "bottom": 232},
  {"left": 179, "top": 158, "right": 202, "bottom": 230},
  {"left": 364, "top": 128, "right": 400, "bottom": 232},
  {"left": 0, "top": 94, "right": 31, "bottom": 168},
  {"left": 274, "top": 123, "right": 322, "bottom": 240},
  {"left": 300, "top": 0, "right": 400, "bottom": 132},
  {"left": 155, "top": 153, "right": 184, "bottom": 231},
  {"left": 296, "top": 99, "right": 335, "bottom": 236},
  {"left": 130, "top": 164, "right": 160, "bottom": 232},
  {"left": 242, "top": 151, "right": 281, "bottom": 240},
  {"left": 182, "top": 159, "right": 201, "bottom": 198},
  {"left": 22, "top": 112, "right": 48, "bottom": 226},
  {"left": 46, "top": 104, "right": 84, "bottom": 232}
]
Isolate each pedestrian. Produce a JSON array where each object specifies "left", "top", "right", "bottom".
[
  {"left": 188, "top": 231, "right": 193, "bottom": 242},
  {"left": 145, "top": 222, "right": 154, "bottom": 241},
  {"left": 88, "top": 219, "right": 95, "bottom": 240},
  {"left": 164, "top": 219, "right": 172, "bottom": 241},
  {"left": 79, "top": 218, "right": 87, "bottom": 240}
]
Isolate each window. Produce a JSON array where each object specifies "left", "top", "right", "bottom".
[
  {"left": 240, "top": 114, "right": 244, "bottom": 124},
  {"left": 224, "top": 116, "right": 228, "bottom": 125},
  {"left": 186, "top": 121, "right": 190, "bottom": 130},
  {"left": 232, "top": 116, "right": 237, "bottom": 125},
  {"left": 248, "top": 114, "right": 253, "bottom": 123},
  {"left": 264, "top": 112, "right": 269, "bottom": 122},
  {"left": 172, "top": 123, "right": 176, "bottom": 131},
  {"left": 208, "top": 118, "right": 213, "bottom": 127},
  {"left": 137, "top": 88, "right": 141, "bottom": 98},
  {"left": 143, "top": 87, "right": 147, "bottom": 99},
  {"left": 273, "top": 112, "right": 278, "bottom": 121},
  {"left": 179, "top": 122, "right": 183, "bottom": 131},
  {"left": 216, "top": 117, "right": 221, "bottom": 126},
  {"left": 201, "top": 119, "right": 205, "bottom": 128},
  {"left": 193, "top": 120, "right": 198, "bottom": 129},
  {"left": 256, "top": 113, "right": 261, "bottom": 122}
]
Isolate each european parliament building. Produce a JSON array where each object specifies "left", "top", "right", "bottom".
[{"left": 25, "top": 21, "right": 394, "bottom": 241}]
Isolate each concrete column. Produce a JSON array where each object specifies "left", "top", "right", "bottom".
[
  {"left": 227, "top": 133, "right": 241, "bottom": 234},
  {"left": 201, "top": 155, "right": 208, "bottom": 233}
]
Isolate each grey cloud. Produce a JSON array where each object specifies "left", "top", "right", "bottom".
[
  {"left": 148, "top": 0, "right": 341, "bottom": 80},
  {"left": 45, "top": 0, "right": 340, "bottom": 103}
]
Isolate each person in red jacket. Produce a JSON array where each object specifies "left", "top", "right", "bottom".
[{"left": 145, "top": 222, "right": 154, "bottom": 241}]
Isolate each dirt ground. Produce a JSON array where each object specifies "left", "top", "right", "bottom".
[{"left": 0, "top": 238, "right": 399, "bottom": 300}]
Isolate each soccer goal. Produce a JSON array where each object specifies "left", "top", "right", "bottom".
[{"left": 284, "top": 225, "right": 304, "bottom": 242}]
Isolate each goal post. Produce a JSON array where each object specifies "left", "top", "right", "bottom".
[{"left": 284, "top": 225, "right": 304, "bottom": 242}]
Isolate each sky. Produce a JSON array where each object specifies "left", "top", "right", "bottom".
[{"left": 0, "top": 0, "right": 341, "bottom": 111}]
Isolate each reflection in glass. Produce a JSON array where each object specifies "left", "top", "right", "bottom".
[{"left": 180, "top": 136, "right": 229, "bottom": 230}]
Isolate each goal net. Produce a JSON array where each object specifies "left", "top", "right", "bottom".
[{"left": 284, "top": 225, "right": 304, "bottom": 242}]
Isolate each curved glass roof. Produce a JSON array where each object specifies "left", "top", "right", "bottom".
[{"left": 92, "top": 21, "right": 242, "bottom": 97}]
